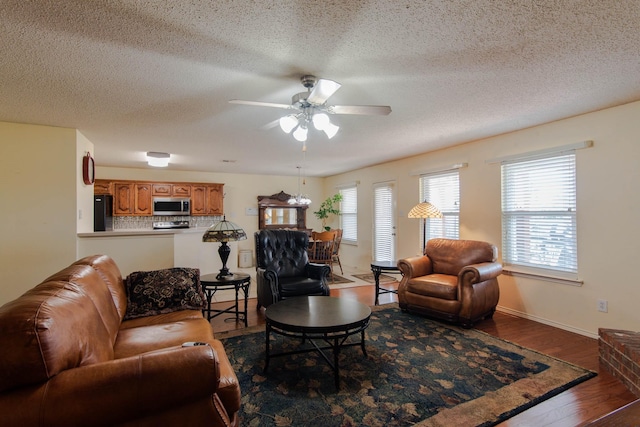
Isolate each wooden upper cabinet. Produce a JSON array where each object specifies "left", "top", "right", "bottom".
[
  {"left": 113, "top": 183, "right": 134, "bottom": 215},
  {"left": 152, "top": 183, "right": 172, "bottom": 197},
  {"left": 191, "top": 186, "right": 207, "bottom": 215},
  {"left": 94, "top": 179, "right": 112, "bottom": 195},
  {"left": 172, "top": 184, "right": 191, "bottom": 197},
  {"left": 97, "top": 180, "right": 222, "bottom": 216},
  {"left": 206, "top": 184, "right": 224, "bottom": 215},
  {"left": 134, "top": 183, "right": 153, "bottom": 215},
  {"left": 191, "top": 184, "right": 223, "bottom": 216}
]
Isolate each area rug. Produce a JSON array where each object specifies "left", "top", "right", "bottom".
[
  {"left": 329, "top": 274, "right": 355, "bottom": 285},
  {"left": 218, "top": 304, "right": 596, "bottom": 427},
  {"left": 352, "top": 273, "right": 398, "bottom": 284}
]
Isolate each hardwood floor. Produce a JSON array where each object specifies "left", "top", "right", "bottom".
[{"left": 208, "top": 282, "right": 636, "bottom": 426}]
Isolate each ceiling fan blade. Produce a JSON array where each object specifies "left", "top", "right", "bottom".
[
  {"left": 307, "top": 79, "right": 341, "bottom": 105},
  {"left": 229, "top": 99, "right": 294, "bottom": 109},
  {"left": 259, "top": 119, "right": 280, "bottom": 130},
  {"left": 329, "top": 105, "right": 392, "bottom": 115}
]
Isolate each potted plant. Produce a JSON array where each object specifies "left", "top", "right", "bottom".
[{"left": 313, "top": 193, "right": 343, "bottom": 231}]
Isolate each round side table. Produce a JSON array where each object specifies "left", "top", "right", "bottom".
[
  {"left": 200, "top": 272, "right": 251, "bottom": 327},
  {"left": 370, "top": 260, "right": 402, "bottom": 305}
]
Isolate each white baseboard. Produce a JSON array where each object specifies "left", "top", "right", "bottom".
[{"left": 496, "top": 305, "right": 598, "bottom": 339}]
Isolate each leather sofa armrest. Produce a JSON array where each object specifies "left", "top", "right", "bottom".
[
  {"left": 459, "top": 262, "right": 503, "bottom": 285},
  {"left": 35, "top": 346, "right": 220, "bottom": 426},
  {"left": 397, "top": 255, "right": 433, "bottom": 278}
]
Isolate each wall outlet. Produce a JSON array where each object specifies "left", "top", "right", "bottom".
[{"left": 597, "top": 299, "right": 608, "bottom": 313}]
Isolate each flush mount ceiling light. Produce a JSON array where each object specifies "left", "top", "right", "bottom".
[
  {"left": 146, "top": 151, "right": 170, "bottom": 167},
  {"left": 230, "top": 75, "right": 391, "bottom": 143}
]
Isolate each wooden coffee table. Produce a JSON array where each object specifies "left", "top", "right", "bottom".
[{"left": 264, "top": 296, "right": 371, "bottom": 390}]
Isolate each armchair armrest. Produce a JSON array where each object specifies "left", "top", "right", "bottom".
[
  {"left": 459, "top": 262, "right": 503, "bottom": 285},
  {"left": 397, "top": 256, "right": 433, "bottom": 278},
  {"left": 36, "top": 346, "right": 219, "bottom": 426},
  {"left": 307, "top": 262, "right": 330, "bottom": 280}
]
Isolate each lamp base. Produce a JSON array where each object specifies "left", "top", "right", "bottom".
[{"left": 217, "top": 241, "right": 233, "bottom": 280}]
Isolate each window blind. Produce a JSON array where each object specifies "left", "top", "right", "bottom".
[
  {"left": 339, "top": 186, "right": 357, "bottom": 243},
  {"left": 419, "top": 170, "right": 460, "bottom": 247},
  {"left": 501, "top": 153, "right": 578, "bottom": 275},
  {"left": 373, "top": 184, "right": 394, "bottom": 262}
]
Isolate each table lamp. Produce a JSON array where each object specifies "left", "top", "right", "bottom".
[
  {"left": 202, "top": 216, "right": 247, "bottom": 279},
  {"left": 408, "top": 201, "right": 443, "bottom": 249}
]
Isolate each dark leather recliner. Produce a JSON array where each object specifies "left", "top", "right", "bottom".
[{"left": 255, "top": 229, "right": 330, "bottom": 308}]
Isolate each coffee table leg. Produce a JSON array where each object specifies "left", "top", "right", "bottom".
[
  {"left": 360, "top": 330, "right": 367, "bottom": 357},
  {"left": 333, "top": 337, "right": 340, "bottom": 390},
  {"left": 264, "top": 322, "right": 271, "bottom": 372}
]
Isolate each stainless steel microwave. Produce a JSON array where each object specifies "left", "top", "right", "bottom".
[{"left": 152, "top": 198, "right": 190, "bottom": 216}]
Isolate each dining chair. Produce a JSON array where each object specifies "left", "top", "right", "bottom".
[
  {"left": 308, "top": 230, "right": 337, "bottom": 282},
  {"left": 331, "top": 229, "right": 344, "bottom": 274}
]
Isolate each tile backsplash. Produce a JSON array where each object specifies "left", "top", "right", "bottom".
[{"left": 113, "top": 215, "right": 222, "bottom": 230}]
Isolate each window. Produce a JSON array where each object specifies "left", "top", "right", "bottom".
[
  {"left": 501, "top": 153, "right": 577, "bottom": 277},
  {"left": 339, "top": 185, "right": 357, "bottom": 243},
  {"left": 419, "top": 170, "right": 460, "bottom": 247}
]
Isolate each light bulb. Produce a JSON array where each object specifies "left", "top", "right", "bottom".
[
  {"left": 293, "top": 125, "right": 308, "bottom": 142},
  {"left": 312, "top": 113, "right": 330, "bottom": 131},
  {"left": 323, "top": 122, "right": 339, "bottom": 139},
  {"left": 279, "top": 115, "right": 298, "bottom": 133}
]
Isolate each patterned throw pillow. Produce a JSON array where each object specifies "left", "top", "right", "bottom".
[{"left": 124, "top": 267, "right": 205, "bottom": 320}]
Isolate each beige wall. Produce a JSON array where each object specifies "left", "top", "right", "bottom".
[
  {"left": 325, "top": 101, "right": 640, "bottom": 337},
  {"left": 3, "top": 100, "right": 639, "bottom": 336},
  {"left": 0, "top": 122, "right": 82, "bottom": 302}
]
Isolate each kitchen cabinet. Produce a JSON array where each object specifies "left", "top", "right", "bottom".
[
  {"left": 152, "top": 183, "right": 191, "bottom": 197},
  {"left": 134, "top": 183, "right": 153, "bottom": 215},
  {"left": 152, "top": 183, "right": 172, "bottom": 197},
  {"left": 191, "top": 184, "right": 224, "bottom": 216},
  {"left": 98, "top": 180, "right": 223, "bottom": 216},
  {"left": 113, "top": 183, "right": 134, "bottom": 215},
  {"left": 94, "top": 179, "right": 112, "bottom": 195}
]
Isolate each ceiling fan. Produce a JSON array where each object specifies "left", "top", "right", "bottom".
[{"left": 229, "top": 75, "right": 391, "bottom": 142}]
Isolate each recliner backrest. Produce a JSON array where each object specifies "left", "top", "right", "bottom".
[
  {"left": 426, "top": 238, "right": 498, "bottom": 276},
  {"left": 255, "top": 229, "right": 310, "bottom": 278}
]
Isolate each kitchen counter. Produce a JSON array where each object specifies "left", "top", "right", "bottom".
[{"left": 77, "top": 228, "right": 206, "bottom": 238}]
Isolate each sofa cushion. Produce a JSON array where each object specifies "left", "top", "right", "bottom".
[
  {"left": 124, "top": 268, "right": 205, "bottom": 320},
  {"left": 406, "top": 273, "right": 458, "bottom": 300}
]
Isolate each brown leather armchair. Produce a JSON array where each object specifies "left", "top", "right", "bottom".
[{"left": 397, "top": 238, "right": 502, "bottom": 328}]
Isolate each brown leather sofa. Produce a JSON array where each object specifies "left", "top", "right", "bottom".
[
  {"left": 398, "top": 238, "right": 502, "bottom": 328},
  {"left": 0, "top": 254, "right": 241, "bottom": 427}
]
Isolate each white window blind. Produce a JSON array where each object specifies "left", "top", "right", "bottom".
[
  {"left": 373, "top": 184, "right": 394, "bottom": 262},
  {"left": 419, "top": 170, "right": 460, "bottom": 247},
  {"left": 339, "top": 186, "right": 357, "bottom": 243},
  {"left": 501, "top": 153, "right": 578, "bottom": 276}
]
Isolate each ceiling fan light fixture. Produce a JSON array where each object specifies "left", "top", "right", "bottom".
[
  {"left": 312, "top": 112, "right": 330, "bottom": 131},
  {"left": 279, "top": 115, "right": 298, "bottom": 133},
  {"left": 293, "top": 125, "right": 308, "bottom": 142},
  {"left": 323, "top": 122, "right": 339, "bottom": 139}
]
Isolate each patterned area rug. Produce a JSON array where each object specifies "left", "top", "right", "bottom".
[
  {"left": 329, "top": 274, "right": 354, "bottom": 284},
  {"left": 218, "top": 304, "right": 596, "bottom": 427},
  {"left": 352, "top": 273, "right": 398, "bottom": 284}
]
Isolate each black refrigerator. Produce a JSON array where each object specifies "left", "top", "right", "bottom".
[{"left": 94, "top": 195, "right": 113, "bottom": 231}]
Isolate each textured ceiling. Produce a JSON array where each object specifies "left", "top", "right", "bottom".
[{"left": 2, "top": 0, "right": 640, "bottom": 177}]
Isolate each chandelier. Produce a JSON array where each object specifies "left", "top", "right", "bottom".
[{"left": 288, "top": 166, "right": 311, "bottom": 205}]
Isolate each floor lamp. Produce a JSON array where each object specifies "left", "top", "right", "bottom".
[
  {"left": 408, "top": 201, "right": 443, "bottom": 251},
  {"left": 202, "top": 216, "right": 247, "bottom": 279}
]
